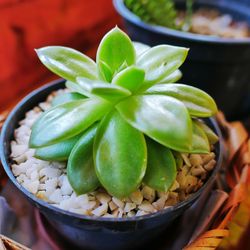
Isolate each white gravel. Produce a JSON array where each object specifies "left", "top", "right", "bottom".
[{"left": 10, "top": 90, "right": 217, "bottom": 218}]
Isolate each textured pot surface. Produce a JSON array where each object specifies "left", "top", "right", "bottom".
[
  {"left": 114, "top": 0, "right": 250, "bottom": 121},
  {"left": 0, "top": 79, "right": 223, "bottom": 250}
]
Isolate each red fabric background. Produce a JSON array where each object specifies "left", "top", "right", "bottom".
[{"left": 0, "top": 0, "right": 121, "bottom": 112}]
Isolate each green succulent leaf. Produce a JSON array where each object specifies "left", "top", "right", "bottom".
[
  {"left": 159, "top": 69, "right": 182, "bottom": 83},
  {"left": 133, "top": 42, "right": 150, "bottom": 57},
  {"left": 98, "top": 60, "right": 113, "bottom": 82},
  {"left": 116, "top": 94, "right": 193, "bottom": 152},
  {"left": 112, "top": 66, "right": 145, "bottom": 93},
  {"left": 30, "top": 99, "right": 111, "bottom": 148},
  {"left": 51, "top": 92, "right": 86, "bottom": 107},
  {"left": 94, "top": 110, "right": 147, "bottom": 198},
  {"left": 65, "top": 81, "right": 92, "bottom": 97},
  {"left": 146, "top": 84, "right": 218, "bottom": 117},
  {"left": 96, "top": 27, "right": 136, "bottom": 81},
  {"left": 143, "top": 138, "right": 176, "bottom": 192},
  {"left": 36, "top": 46, "right": 97, "bottom": 82},
  {"left": 195, "top": 119, "right": 219, "bottom": 144},
  {"left": 77, "top": 77, "right": 131, "bottom": 103},
  {"left": 67, "top": 124, "right": 99, "bottom": 194},
  {"left": 190, "top": 120, "right": 210, "bottom": 153},
  {"left": 34, "top": 132, "right": 84, "bottom": 161},
  {"left": 136, "top": 45, "right": 188, "bottom": 90}
]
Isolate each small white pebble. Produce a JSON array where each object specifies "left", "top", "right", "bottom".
[
  {"left": 60, "top": 176, "right": 73, "bottom": 195},
  {"left": 127, "top": 211, "right": 136, "bottom": 217},
  {"left": 92, "top": 203, "right": 108, "bottom": 216},
  {"left": 124, "top": 202, "right": 136, "bottom": 213},
  {"left": 76, "top": 194, "right": 89, "bottom": 205},
  {"left": 60, "top": 197, "right": 79, "bottom": 210},
  {"left": 181, "top": 153, "right": 191, "bottom": 167},
  {"left": 96, "top": 193, "right": 111, "bottom": 204},
  {"left": 12, "top": 164, "right": 27, "bottom": 176},
  {"left": 138, "top": 201, "right": 156, "bottom": 213},
  {"left": 81, "top": 201, "right": 96, "bottom": 210},
  {"left": 23, "top": 180, "right": 39, "bottom": 194},
  {"left": 130, "top": 190, "right": 143, "bottom": 205},
  {"left": 108, "top": 201, "right": 118, "bottom": 211},
  {"left": 142, "top": 186, "right": 155, "bottom": 202},
  {"left": 112, "top": 197, "right": 125, "bottom": 209},
  {"left": 30, "top": 170, "right": 39, "bottom": 181},
  {"left": 189, "top": 154, "right": 203, "bottom": 166},
  {"left": 49, "top": 189, "right": 63, "bottom": 203},
  {"left": 11, "top": 143, "right": 28, "bottom": 157},
  {"left": 39, "top": 167, "right": 61, "bottom": 179},
  {"left": 68, "top": 208, "right": 89, "bottom": 215},
  {"left": 153, "top": 197, "right": 167, "bottom": 210},
  {"left": 135, "top": 210, "right": 149, "bottom": 217}
]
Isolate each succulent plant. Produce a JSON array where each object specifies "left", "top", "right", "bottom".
[
  {"left": 125, "top": 0, "right": 177, "bottom": 29},
  {"left": 125, "top": 0, "right": 194, "bottom": 31},
  {"left": 30, "top": 27, "right": 218, "bottom": 198}
]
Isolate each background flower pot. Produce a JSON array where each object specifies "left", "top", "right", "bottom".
[
  {"left": 0, "top": 79, "right": 223, "bottom": 250},
  {"left": 113, "top": 0, "right": 250, "bottom": 121}
]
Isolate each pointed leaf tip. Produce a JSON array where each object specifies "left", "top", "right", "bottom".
[{"left": 97, "top": 28, "right": 135, "bottom": 82}]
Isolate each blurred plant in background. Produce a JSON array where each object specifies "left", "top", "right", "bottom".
[{"left": 125, "top": 0, "right": 194, "bottom": 31}]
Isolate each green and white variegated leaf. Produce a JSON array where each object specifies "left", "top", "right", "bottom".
[
  {"left": 36, "top": 46, "right": 97, "bottom": 82},
  {"left": 146, "top": 84, "right": 217, "bottom": 117}
]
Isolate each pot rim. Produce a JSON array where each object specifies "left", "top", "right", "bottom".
[
  {"left": 113, "top": 0, "right": 250, "bottom": 45},
  {"left": 0, "top": 78, "right": 223, "bottom": 223}
]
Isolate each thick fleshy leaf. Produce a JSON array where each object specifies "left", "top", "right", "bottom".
[
  {"left": 77, "top": 77, "right": 131, "bottom": 102},
  {"left": 195, "top": 119, "right": 219, "bottom": 145},
  {"left": 159, "top": 69, "right": 182, "bottom": 83},
  {"left": 94, "top": 110, "right": 147, "bottom": 198},
  {"left": 116, "top": 95, "right": 193, "bottom": 152},
  {"left": 136, "top": 45, "right": 188, "bottom": 89},
  {"left": 143, "top": 138, "right": 176, "bottom": 192},
  {"left": 67, "top": 124, "right": 99, "bottom": 194},
  {"left": 112, "top": 66, "right": 145, "bottom": 93},
  {"left": 96, "top": 27, "right": 136, "bottom": 81},
  {"left": 98, "top": 60, "right": 113, "bottom": 82},
  {"left": 133, "top": 42, "right": 150, "bottom": 57},
  {"left": 36, "top": 46, "right": 97, "bottom": 82},
  {"left": 30, "top": 99, "right": 111, "bottom": 148},
  {"left": 51, "top": 92, "right": 86, "bottom": 107},
  {"left": 191, "top": 120, "right": 210, "bottom": 153},
  {"left": 34, "top": 132, "right": 83, "bottom": 161},
  {"left": 65, "top": 81, "right": 92, "bottom": 97},
  {"left": 146, "top": 84, "right": 218, "bottom": 117}
]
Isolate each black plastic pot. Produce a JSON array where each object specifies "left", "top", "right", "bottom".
[
  {"left": 0, "top": 79, "right": 223, "bottom": 250},
  {"left": 114, "top": 0, "right": 250, "bottom": 121}
]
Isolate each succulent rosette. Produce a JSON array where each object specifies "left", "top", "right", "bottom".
[{"left": 30, "top": 27, "right": 218, "bottom": 198}]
